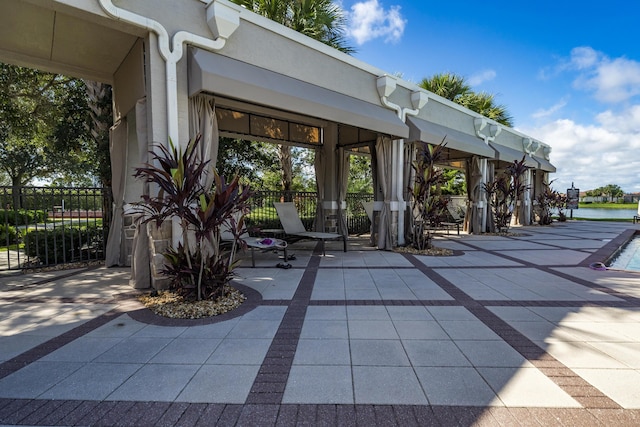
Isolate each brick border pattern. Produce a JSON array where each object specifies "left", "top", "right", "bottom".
[
  {"left": 2, "top": 398, "right": 640, "bottom": 426},
  {"left": 3, "top": 235, "right": 640, "bottom": 425}
]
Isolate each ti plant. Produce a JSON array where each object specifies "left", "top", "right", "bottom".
[
  {"left": 535, "top": 181, "right": 566, "bottom": 224},
  {"left": 409, "top": 139, "right": 448, "bottom": 250},
  {"left": 484, "top": 156, "right": 530, "bottom": 233},
  {"left": 133, "top": 136, "right": 252, "bottom": 300}
]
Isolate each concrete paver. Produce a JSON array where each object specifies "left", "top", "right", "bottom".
[{"left": 2, "top": 220, "right": 640, "bottom": 425}]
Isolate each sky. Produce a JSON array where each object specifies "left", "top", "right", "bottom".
[{"left": 337, "top": 0, "right": 640, "bottom": 194}]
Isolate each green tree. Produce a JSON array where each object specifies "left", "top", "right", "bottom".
[
  {"left": 440, "top": 169, "right": 466, "bottom": 195},
  {"left": 348, "top": 155, "right": 372, "bottom": 193},
  {"left": 603, "top": 184, "right": 623, "bottom": 201},
  {"left": 0, "top": 64, "right": 94, "bottom": 188},
  {"left": 287, "top": 0, "right": 354, "bottom": 54},
  {"left": 217, "top": 137, "right": 279, "bottom": 186},
  {"left": 457, "top": 92, "right": 513, "bottom": 127},
  {"left": 419, "top": 72, "right": 471, "bottom": 102},
  {"left": 84, "top": 81, "right": 113, "bottom": 187},
  {"left": 419, "top": 72, "right": 513, "bottom": 127}
]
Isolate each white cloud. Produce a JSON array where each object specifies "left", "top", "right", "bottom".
[
  {"left": 468, "top": 69, "right": 496, "bottom": 86},
  {"left": 346, "top": 0, "right": 406, "bottom": 45},
  {"left": 531, "top": 98, "right": 568, "bottom": 119},
  {"left": 520, "top": 104, "right": 640, "bottom": 192},
  {"left": 566, "top": 47, "right": 640, "bottom": 103}
]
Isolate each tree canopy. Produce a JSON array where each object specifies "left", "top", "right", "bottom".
[
  {"left": 231, "top": 0, "right": 354, "bottom": 53},
  {"left": 0, "top": 63, "right": 97, "bottom": 186},
  {"left": 419, "top": 72, "right": 513, "bottom": 127}
]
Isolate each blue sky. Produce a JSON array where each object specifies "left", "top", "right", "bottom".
[{"left": 339, "top": 0, "right": 640, "bottom": 194}]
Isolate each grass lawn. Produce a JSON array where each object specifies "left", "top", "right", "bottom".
[
  {"left": 569, "top": 217, "right": 634, "bottom": 222},
  {"left": 578, "top": 202, "right": 637, "bottom": 209}
]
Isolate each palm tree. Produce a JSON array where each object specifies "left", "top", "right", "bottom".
[
  {"left": 457, "top": 92, "right": 513, "bottom": 127},
  {"left": 419, "top": 73, "right": 513, "bottom": 126},
  {"left": 419, "top": 72, "right": 471, "bottom": 102},
  {"left": 84, "top": 80, "right": 112, "bottom": 187},
  {"left": 230, "top": 0, "right": 354, "bottom": 193},
  {"left": 288, "top": 0, "right": 354, "bottom": 54}
]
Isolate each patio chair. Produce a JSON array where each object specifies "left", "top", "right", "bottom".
[
  {"left": 362, "top": 201, "right": 374, "bottom": 222},
  {"left": 273, "top": 202, "right": 347, "bottom": 255},
  {"left": 442, "top": 205, "right": 463, "bottom": 235},
  {"left": 634, "top": 201, "right": 640, "bottom": 224}
]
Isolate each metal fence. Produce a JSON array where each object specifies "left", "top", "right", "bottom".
[
  {"left": 246, "top": 191, "right": 373, "bottom": 235},
  {"left": 0, "top": 186, "right": 111, "bottom": 271},
  {"left": 0, "top": 187, "right": 371, "bottom": 271}
]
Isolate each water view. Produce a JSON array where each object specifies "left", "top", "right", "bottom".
[{"left": 565, "top": 207, "right": 636, "bottom": 220}]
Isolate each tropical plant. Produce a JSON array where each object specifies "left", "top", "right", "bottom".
[
  {"left": 0, "top": 64, "right": 96, "bottom": 190},
  {"left": 84, "top": 80, "right": 113, "bottom": 187},
  {"left": 535, "top": 182, "right": 567, "bottom": 225},
  {"left": 133, "top": 137, "right": 252, "bottom": 301},
  {"left": 505, "top": 156, "right": 530, "bottom": 224},
  {"left": 419, "top": 72, "right": 471, "bottom": 102},
  {"left": 419, "top": 72, "right": 513, "bottom": 126},
  {"left": 409, "top": 139, "right": 447, "bottom": 250},
  {"left": 484, "top": 157, "right": 530, "bottom": 232}
]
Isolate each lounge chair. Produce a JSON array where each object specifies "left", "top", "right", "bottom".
[
  {"left": 362, "top": 201, "right": 374, "bottom": 223},
  {"left": 442, "top": 205, "right": 463, "bottom": 235},
  {"left": 273, "top": 202, "right": 347, "bottom": 255},
  {"left": 634, "top": 201, "right": 640, "bottom": 224}
]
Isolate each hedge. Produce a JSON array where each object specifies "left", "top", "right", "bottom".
[
  {"left": 24, "top": 225, "right": 103, "bottom": 264},
  {"left": 0, "top": 209, "right": 47, "bottom": 226},
  {"left": 0, "top": 224, "right": 20, "bottom": 245}
]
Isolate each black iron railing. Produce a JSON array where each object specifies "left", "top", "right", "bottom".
[
  {"left": 245, "top": 190, "right": 373, "bottom": 235},
  {"left": 0, "top": 186, "right": 371, "bottom": 271},
  {"left": 0, "top": 186, "right": 111, "bottom": 271}
]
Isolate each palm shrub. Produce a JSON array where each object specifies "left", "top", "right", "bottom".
[
  {"left": 484, "top": 156, "right": 530, "bottom": 233},
  {"left": 133, "top": 137, "right": 252, "bottom": 301},
  {"left": 536, "top": 182, "right": 567, "bottom": 224},
  {"left": 409, "top": 139, "right": 447, "bottom": 250},
  {"left": 535, "top": 184, "right": 556, "bottom": 225}
]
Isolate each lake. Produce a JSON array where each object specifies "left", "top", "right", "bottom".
[{"left": 562, "top": 208, "right": 636, "bottom": 220}]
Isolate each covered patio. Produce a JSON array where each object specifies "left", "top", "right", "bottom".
[{"left": 1, "top": 0, "right": 555, "bottom": 288}]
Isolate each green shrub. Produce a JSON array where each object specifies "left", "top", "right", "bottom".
[
  {"left": 23, "top": 225, "right": 103, "bottom": 264},
  {"left": 0, "top": 209, "right": 47, "bottom": 225},
  {"left": 0, "top": 224, "right": 20, "bottom": 245}
]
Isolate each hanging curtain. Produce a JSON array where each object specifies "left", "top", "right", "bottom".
[
  {"left": 188, "top": 95, "right": 219, "bottom": 191},
  {"left": 336, "top": 147, "right": 350, "bottom": 237},
  {"left": 403, "top": 141, "right": 415, "bottom": 245},
  {"left": 130, "top": 98, "right": 151, "bottom": 288},
  {"left": 464, "top": 159, "right": 472, "bottom": 232},
  {"left": 468, "top": 156, "right": 483, "bottom": 234},
  {"left": 523, "top": 169, "right": 532, "bottom": 225},
  {"left": 486, "top": 162, "right": 496, "bottom": 233},
  {"left": 105, "top": 118, "right": 128, "bottom": 266},
  {"left": 376, "top": 136, "right": 393, "bottom": 249},
  {"left": 369, "top": 141, "right": 380, "bottom": 246},
  {"left": 314, "top": 146, "right": 326, "bottom": 232}
]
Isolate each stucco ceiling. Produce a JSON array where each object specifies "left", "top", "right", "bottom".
[{"left": 0, "top": 0, "right": 141, "bottom": 82}]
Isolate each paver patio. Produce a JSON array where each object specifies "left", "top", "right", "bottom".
[{"left": 1, "top": 221, "right": 640, "bottom": 425}]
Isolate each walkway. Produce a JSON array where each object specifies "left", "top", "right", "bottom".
[{"left": 1, "top": 221, "right": 640, "bottom": 425}]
